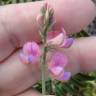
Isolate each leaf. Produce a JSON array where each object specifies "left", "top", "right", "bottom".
[
  {"left": 77, "top": 73, "right": 96, "bottom": 81},
  {"left": 55, "top": 84, "right": 65, "bottom": 96}
]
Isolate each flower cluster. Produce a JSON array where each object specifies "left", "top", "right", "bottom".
[
  {"left": 19, "top": 3, "right": 74, "bottom": 95},
  {"left": 20, "top": 28, "right": 74, "bottom": 81}
]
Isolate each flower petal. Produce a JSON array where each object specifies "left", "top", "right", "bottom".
[
  {"left": 57, "top": 72, "right": 71, "bottom": 81},
  {"left": 47, "top": 31, "right": 60, "bottom": 40},
  {"left": 19, "top": 53, "right": 29, "bottom": 64},
  {"left": 48, "top": 52, "right": 68, "bottom": 68},
  {"left": 20, "top": 42, "right": 41, "bottom": 64},
  {"left": 61, "top": 28, "right": 67, "bottom": 38},
  {"left": 49, "top": 66, "right": 64, "bottom": 76},
  {"left": 47, "top": 32, "right": 65, "bottom": 46},
  {"left": 23, "top": 42, "right": 32, "bottom": 55},
  {"left": 36, "top": 14, "right": 44, "bottom": 26},
  {"left": 60, "top": 38, "right": 74, "bottom": 48},
  {"left": 23, "top": 42, "right": 41, "bottom": 57},
  {"left": 19, "top": 53, "right": 39, "bottom": 64},
  {"left": 28, "top": 55, "right": 39, "bottom": 64},
  {"left": 47, "top": 28, "right": 68, "bottom": 46}
]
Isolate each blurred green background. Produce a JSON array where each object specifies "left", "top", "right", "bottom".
[{"left": 0, "top": 0, "right": 96, "bottom": 96}]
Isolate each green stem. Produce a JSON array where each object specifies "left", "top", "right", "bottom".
[
  {"left": 41, "top": 47, "right": 47, "bottom": 95},
  {"left": 41, "top": 32, "right": 47, "bottom": 95},
  {"left": 40, "top": 7, "right": 53, "bottom": 95}
]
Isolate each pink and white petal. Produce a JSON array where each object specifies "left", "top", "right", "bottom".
[
  {"left": 19, "top": 53, "right": 29, "bottom": 64},
  {"left": 56, "top": 72, "right": 71, "bottom": 82},
  {"left": 60, "top": 38, "right": 74, "bottom": 48},
  {"left": 47, "top": 32, "right": 65, "bottom": 46},
  {"left": 61, "top": 28, "right": 68, "bottom": 39},
  {"left": 49, "top": 66, "right": 64, "bottom": 76}
]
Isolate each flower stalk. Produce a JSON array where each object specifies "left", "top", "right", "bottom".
[
  {"left": 40, "top": 27, "right": 48, "bottom": 95},
  {"left": 38, "top": 3, "right": 54, "bottom": 95},
  {"left": 41, "top": 44, "right": 47, "bottom": 95}
]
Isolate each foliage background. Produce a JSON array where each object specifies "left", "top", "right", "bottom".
[{"left": 0, "top": 0, "right": 96, "bottom": 96}]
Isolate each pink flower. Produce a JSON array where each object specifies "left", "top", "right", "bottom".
[
  {"left": 48, "top": 52, "right": 71, "bottom": 81},
  {"left": 20, "top": 42, "right": 41, "bottom": 64},
  {"left": 47, "top": 28, "right": 74, "bottom": 48}
]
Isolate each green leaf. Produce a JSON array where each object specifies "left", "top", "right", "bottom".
[{"left": 77, "top": 73, "right": 96, "bottom": 81}]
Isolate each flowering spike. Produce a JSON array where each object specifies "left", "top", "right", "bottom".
[
  {"left": 41, "top": 3, "right": 47, "bottom": 14},
  {"left": 19, "top": 2, "right": 74, "bottom": 95}
]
